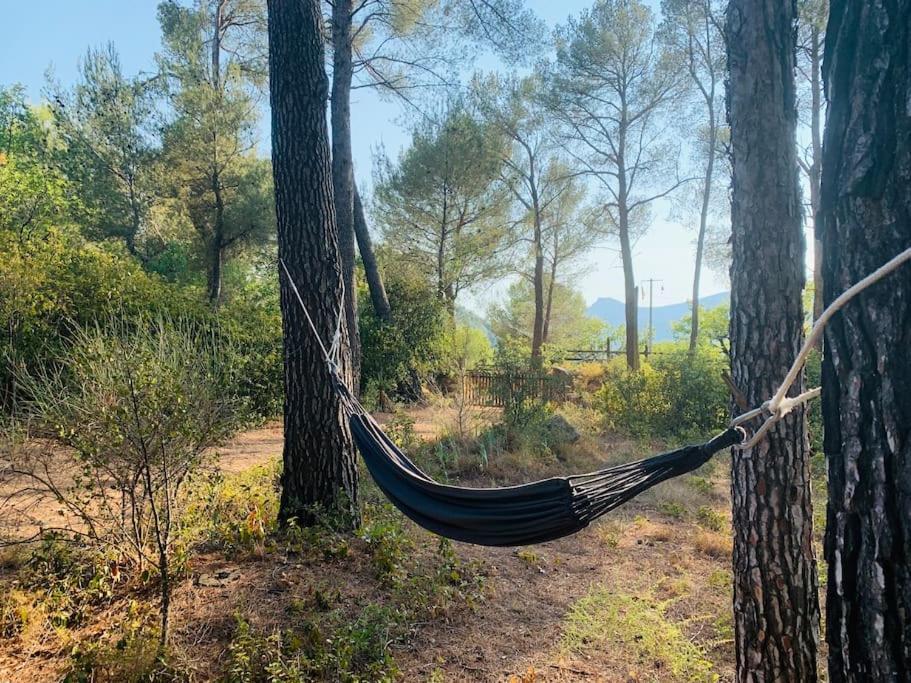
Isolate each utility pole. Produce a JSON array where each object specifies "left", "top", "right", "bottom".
[{"left": 640, "top": 278, "right": 663, "bottom": 355}]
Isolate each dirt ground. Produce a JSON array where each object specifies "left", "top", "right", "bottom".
[{"left": 0, "top": 407, "right": 738, "bottom": 682}]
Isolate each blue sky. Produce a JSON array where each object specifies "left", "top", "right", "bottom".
[{"left": 1, "top": 0, "right": 737, "bottom": 313}]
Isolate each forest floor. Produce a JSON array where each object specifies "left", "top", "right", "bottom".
[{"left": 0, "top": 404, "right": 808, "bottom": 683}]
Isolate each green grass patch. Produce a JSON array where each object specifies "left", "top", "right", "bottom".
[{"left": 560, "top": 586, "right": 718, "bottom": 682}]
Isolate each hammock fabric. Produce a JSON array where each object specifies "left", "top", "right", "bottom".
[{"left": 335, "top": 381, "right": 741, "bottom": 547}]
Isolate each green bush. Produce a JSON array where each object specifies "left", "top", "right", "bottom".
[
  {"left": 0, "top": 229, "right": 283, "bottom": 420},
  {"left": 597, "top": 344, "right": 729, "bottom": 440},
  {"left": 359, "top": 266, "right": 449, "bottom": 400}
]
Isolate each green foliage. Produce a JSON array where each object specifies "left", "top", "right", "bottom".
[
  {"left": 597, "top": 343, "right": 728, "bottom": 439},
  {"left": 226, "top": 607, "right": 400, "bottom": 683},
  {"left": 488, "top": 279, "right": 610, "bottom": 360},
  {"left": 359, "top": 263, "right": 448, "bottom": 398},
  {"left": 9, "top": 319, "right": 240, "bottom": 646},
  {"left": 50, "top": 43, "right": 158, "bottom": 254},
  {"left": 359, "top": 504, "right": 414, "bottom": 586},
  {"left": 489, "top": 345, "right": 555, "bottom": 452},
  {"left": 561, "top": 586, "right": 718, "bottom": 682},
  {"left": 63, "top": 614, "right": 179, "bottom": 683},
  {"left": 0, "top": 228, "right": 202, "bottom": 409},
  {"left": 373, "top": 101, "right": 513, "bottom": 310},
  {"left": 0, "top": 86, "right": 78, "bottom": 239},
  {"left": 156, "top": 0, "right": 272, "bottom": 300},
  {"left": 185, "top": 461, "right": 281, "bottom": 556},
  {"left": 696, "top": 506, "right": 726, "bottom": 532},
  {"left": 0, "top": 227, "right": 281, "bottom": 418},
  {"left": 16, "top": 536, "right": 117, "bottom": 631},
  {"left": 671, "top": 304, "right": 730, "bottom": 356}
]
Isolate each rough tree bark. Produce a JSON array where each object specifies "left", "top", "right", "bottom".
[
  {"left": 819, "top": 1, "right": 911, "bottom": 679},
  {"left": 353, "top": 183, "right": 392, "bottom": 323},
  {"left": 267, "top": 0, "right": 358, "bottom": 527},
  {"left": 726, "top": 1, "right": 820, "bottom": 680},
  {"left": 330, "top": 0, "right": 360, "bottom": 389}
]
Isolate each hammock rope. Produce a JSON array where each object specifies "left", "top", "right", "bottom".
[
  {"left": 277, "top": 244, "right": 911, "bottom": 546},
  {"left": 730, "top": 245, "right": 911, "bottom": 450}
]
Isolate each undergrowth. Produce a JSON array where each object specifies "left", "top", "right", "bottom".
[{"left": 561, "top": 585, "right": 718, "bottom": 682}]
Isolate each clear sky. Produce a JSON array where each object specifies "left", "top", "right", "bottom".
[{"left": 1, "top": 0, "right": 746, "bottom": 314}]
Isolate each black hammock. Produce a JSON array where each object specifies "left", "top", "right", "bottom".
[{"left": 335, "top": 380, "right": 741, "bottom": 547}]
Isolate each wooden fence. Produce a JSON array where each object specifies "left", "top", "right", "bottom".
[{"left": 462, "top": 369, "right": 571, "bottom": 407}]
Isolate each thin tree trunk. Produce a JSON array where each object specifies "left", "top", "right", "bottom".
[
  {"left": 726, "top": 1, "right": 820, "bottom": 680},
  {"left": 531, "top": 193, "right": 545, "bottom": 363},
  {"left": 543, "top": 254, "right": 557, "bottom": 345},
  {"left": 208, "top": 174, "right": 225, "bottom": 304},
  {"left": 207, "top": 234, "right": 223, "bottom": 304},
  {"left": 690, "top": 111, "right": 716, "bottom": 354},
  {"left": 618, "top": 206, "right": 639, "bottom": 371},
  {"left": 330, "top": 0, "right": 360, "bottom": 390},
  {"left": 353, "top": 183, "right": 392, "bottom": 323},
  {"left": 616, "top": 118, "right": 639, "bottom": 371},
  {"left": 267, "top": 0, "right": 358, "bottom": 528},
  {"left": 208, "top": 0, "right": 225, "bottom": 305},
  {"left": 819, "top": 1, "right": 911, "bottom": 678}
]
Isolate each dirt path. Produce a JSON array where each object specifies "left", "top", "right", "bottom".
[{"left": 216, "top": 405, "right": 469, "bottom": 473}]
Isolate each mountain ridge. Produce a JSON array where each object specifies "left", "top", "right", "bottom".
[{"left": 587, "top": 291, "right": 729, "bottom": 342}]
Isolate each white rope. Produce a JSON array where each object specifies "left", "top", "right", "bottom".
[
  {"left": 733, "top": 245, "right": 911, "bottom": 450},
  {"left": 278, "top": 258, "right": 332, "bottom": 364}
]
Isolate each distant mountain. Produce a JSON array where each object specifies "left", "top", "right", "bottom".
[{"left": 587, "top": 291, "right": 729, "bottom": 343}]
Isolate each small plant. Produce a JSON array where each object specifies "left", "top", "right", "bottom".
[
  {"left": 687, "top": 476, "right": 714, "bottom": 496},
  {"left": 516, "top": 549, "right": 543, "bottom": 570},
  {"left": 225, "top": 609, "right": 401, "bottom": 683},
  {"left": 359, "top": 504, "right": 413, "bottom": 586},
  {"left": 185, "top": 461, "right": 281, "bottom": 556},
  {"left": 561, "top": 586, "right": 718, "bottom": 682},
  {"left": 384, "top": 410, "right": 419, "bottom": 451},
  {"left": 696, "top": 506, "right": 726, "bottom": 532},
  {"left": 660, "top": 501, "right": 687, "bottom": 520}
]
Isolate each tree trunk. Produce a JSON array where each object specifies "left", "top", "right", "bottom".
[
  {"left": 726, "top": 1, "right": 820, "bottom": 680},
  {"left": 330, "top": 0, "right": 360, "bottom": 391},
  {"left": 208, "top": 173, "right": 225, "bottom": 304},
  {"left": 543, "top": 255, "right": 557, "bottom": 345},
  {"left": 353, "top": 183, "right": 392, "bottom": 323},
  {"left": 207, "top": 235, "right": 223, "bottom": 304},
  {"left": 618, "top": 206, "right": 639, "bottom": 371},
  {"left": 531, "top": 191, "right": 545, "bottom": 364},
  {"left": 809, "top": 25, "right": 824, "bottom": 323},
  {"left": 616, "top": 118, "right": 639, "bottom": 371},
  {"left": 690, "top": 109, "right": 717, "bottom": 354},
  {"left": 267, "top": 0, "right": 358, "bottom": 528},
  {"left": 819, "top": 2, "right": 911, "bottom": 679}
]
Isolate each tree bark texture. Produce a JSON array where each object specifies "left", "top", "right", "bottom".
[
  {"left": 726, "top": 1, "right": 820, "bottom": 680},
  {"left": 819, "top": 2, "right": 911, "bottom": 679},
  {"left": 353, "top": 183, "right": 392, "bottom": 323},
  {"left": 331, "top": 0, "right": 360, "bottom": 390},
  {"left": 267, "top": 0, "right": 358, "bottom": 527}
]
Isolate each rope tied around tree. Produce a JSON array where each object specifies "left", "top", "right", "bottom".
[{"left": 731, "top": 245, "right": 911, "bottom": 450}]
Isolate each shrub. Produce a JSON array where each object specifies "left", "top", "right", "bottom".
[
  {"left": 596, "top": 343, "right": 729, "bottom": 440},
  {"left": 4, "top": 318, "right": 238, "bottom": 650},
  {"left": 359, "top": 266, "right": 448, "bottom": 399}
]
